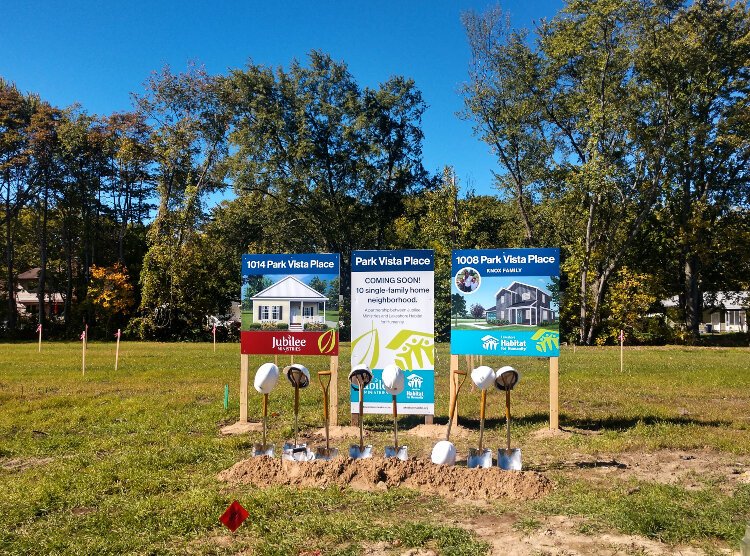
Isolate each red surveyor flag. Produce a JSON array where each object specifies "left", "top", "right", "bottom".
[
  {"left": 36, "top": 324, "right": 42, "bottom": 333},
  {"left": 80, "top": 331, "right": 85, "bottom": 340},
  {"left": 114, "top": 330, "right": 120, "bottom": 339},
  {"left": 219, "top": 500, "right": 249, "bottom": 532}
]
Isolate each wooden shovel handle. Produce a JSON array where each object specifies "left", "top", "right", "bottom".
[{"left": 446, "top": 371, "right": 467, "bottom": 440}]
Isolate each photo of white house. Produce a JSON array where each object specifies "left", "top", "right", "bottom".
[{"left": 249, "top": 276, "right": 330, "bottom": 331}]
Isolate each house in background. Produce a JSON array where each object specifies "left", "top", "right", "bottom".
[
  {"left": 492, "top": 281, "right": 556, "bottom": 326},
  {"left": 662, "top": 291, "right": 748, "bottom": 333},
  {"left": 14, "top": 268, "right": 64, "bottom": 318},
  {"left": 484, "top": 306, "right": 496, "bottom": 320},
  {"left": 250, "top": 276, "right": 328, "bottom": 331}
]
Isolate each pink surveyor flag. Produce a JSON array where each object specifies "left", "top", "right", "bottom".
[
  {"left": 212, "top": 324, "right": 216, "bottom": 337},
  {"left": 36, "top": 324, "right": 42, "bottom": 333},
  {"left": 619, "top": 329, "right": 624, "bottom": 342},
  {"left": 114, "top": 330, "right": 121, "bottom": 339},
  {"left": 80, "top": 330, "right": 86, "bottom": 341}
]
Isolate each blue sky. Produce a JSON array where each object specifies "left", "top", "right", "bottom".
[{"left": 1, "top": 0, "right": 563, "bottom": 198}]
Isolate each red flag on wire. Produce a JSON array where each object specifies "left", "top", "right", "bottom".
[
  {"left": 212, "top": 324, "right": 217, "bottom": 337},
  {"left": 36, "top": 324, "right": 42, "bottom": 333},
  {"left": 619, "top": 329, "right": 624, "bottom": 342},
  {"left": 114, "top": 330, "right": 121, "bottom": 339},
  {"left": 80, "top": 330, "right": 86, "bottom": 341}
]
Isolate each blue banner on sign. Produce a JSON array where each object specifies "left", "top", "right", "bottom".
[
  {"left": 452, "top": 248, "right": 559, "bottom": 276},
  {"left": 242, "top": 253, "right": 339, "bottom": 276},
  {"left": 352, "top": 250, "right": 434, "bottom": 272},
  {"left": 450, "top": 248, "right": 560, "bottom": 357},
  {"left": 350, "top": 369, "right": 435, "bottom": 406}
]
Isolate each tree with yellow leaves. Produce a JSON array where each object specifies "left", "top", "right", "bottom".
[{"left": 87, "top": 263, "right": 135, "bottom": 335}]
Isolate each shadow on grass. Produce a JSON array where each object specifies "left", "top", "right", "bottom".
[{"left": 409, "top": 412, "right": 731, "bottom": 432}]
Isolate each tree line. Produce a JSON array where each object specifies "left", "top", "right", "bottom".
[{"left": 1, "top": 0, "right": 748, "bottom": 344}]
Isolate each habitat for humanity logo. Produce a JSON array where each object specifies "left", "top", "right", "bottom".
[
  {"left": 481, "top": 335, "right": 499, "bottom": 350},
  {"left": 406, "top": 373, "right": 424, "bottom": 400},
  {"left": 406, "top": 374, "right": 423, "bottom": 388}
]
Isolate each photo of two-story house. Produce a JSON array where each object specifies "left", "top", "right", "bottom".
[{"left": 490, "top": 281, "right": 556, "bottom": 326}]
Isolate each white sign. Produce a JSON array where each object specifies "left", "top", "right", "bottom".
[{"left": 350, "top": 250, "right": 435, "bottom": 415}]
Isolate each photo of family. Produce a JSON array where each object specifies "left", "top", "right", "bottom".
[{"left": 455, "top": 267, "right": 481, "bottom": 293}]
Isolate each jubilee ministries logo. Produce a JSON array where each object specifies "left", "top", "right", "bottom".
[{"left": 481, "top": 335, "right": 499, "bottom": 350}]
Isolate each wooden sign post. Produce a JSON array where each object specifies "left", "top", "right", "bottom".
[{"left": 549, "top": 356, "right": 559, "bottom": 430}]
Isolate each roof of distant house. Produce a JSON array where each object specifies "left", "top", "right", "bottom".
[
  {"left": 17, "top": 268, "right": 41, "bottom": 280},
  {"left": 250, "top": 276, "right": 328, "bottom": 301},
  {"left": 662, "top": 291, "right": 749, "bottom": 311}
]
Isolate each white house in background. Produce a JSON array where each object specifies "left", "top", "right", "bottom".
[
  {"left": 14, "top": 268, "right": 64, "bottom": 318},
  {"left": 250, "top": 276, "right": 328, "bottom": 331},
  {"left": 662, "top": 291, "right": 748, "bottom": 333}
]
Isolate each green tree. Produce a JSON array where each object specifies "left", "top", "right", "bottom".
[
  {"left": 308, "top": 276, "right": 327, "bottom": 295},
  {"left": 451, "top": 293, "right": 466, "bottom": 326},
  {"left": 221, "top": 51, "right": 432, "bottom": 339}
]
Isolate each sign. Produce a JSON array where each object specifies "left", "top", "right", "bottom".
[
  {"left": 219, "top": 500, "right": 249, "bottom": 532},
  {"left": 450, "top": 248, "right": 560, "bottom": 357},
  {"left": 350, "top": 249, "right": 435, "bottom": 415},
  {"left": 240, "top": 253, "right": 339, "bottom": 356}
]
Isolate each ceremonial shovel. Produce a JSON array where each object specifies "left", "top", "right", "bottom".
[
  {"left": 495, "top": 366, "right": 522, "bottom": 470},
  {"left": 382, "top": 364, "right": 408, "bottom": 460},
  {"left": 315, "top": 370, "right": 338, "bottom": 460},
  {"left": 349, "top": 365, "right": 373, "bottom": 459},
  {"left": 282, "top": 364, "right": 314, "bottom": 462},
  {"left": 468, "top": 366, "right": 495, "bottom": 468},
  {"left": 253, "top": 363, "right": 278, "bottom": 457}
]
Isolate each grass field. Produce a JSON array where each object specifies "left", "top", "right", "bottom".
[{"left": 1, "top": 342, "right": 749, "bottom": 554}]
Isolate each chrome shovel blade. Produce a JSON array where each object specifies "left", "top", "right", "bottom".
[
  {"left": 498, "top": 448, "right": 522, "bottom": 471},
  {"left": 282, "top": 443, "right": 314, "bottom": 462},
  {"left": 384, "top": 445, "right": 408, "bottom": 461},
  {"left": 314, "top": 446, "right": 339, "bottom": 461},
  {"left": 253, "top": 443, "right": 275, "bottom": 457},
  {"left": 467, "top": 448, "right": 493, "bottom": 468},
  {"left": 348, "top": 444, "right": 373, "bottom": 459}
]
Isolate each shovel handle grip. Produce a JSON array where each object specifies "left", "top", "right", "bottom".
[{"left": 318, "top": 371, "right": 331, "bottom": 421}]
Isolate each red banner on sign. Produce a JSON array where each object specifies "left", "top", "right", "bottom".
[
  {"left": 219, "top": 500, "right": 249, "bottom": 532},
  {"left": 241, "top": 330, "right": 338, "bottom": 356}
]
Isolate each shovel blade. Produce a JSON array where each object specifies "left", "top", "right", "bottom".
[
  {"left": 348, "top": 445, "right": 373, "bottom": 459},
  {"left": 498, "top": 448, "right": 522, "bottom": 471},
  {"left": 384, "top": 445, "right": 408, "bottom": 461},
  {"left": 253, "top": 443, "right": 275, "bottom": 458},
  {"left": 315, "top": 446, "right": 339, "bottom": 461},
  {"left": 282, "top": 443, "right": 314, "bottom": 462},
  {"left": 467, "top": 448, "right": 493, "bottom": 469}
]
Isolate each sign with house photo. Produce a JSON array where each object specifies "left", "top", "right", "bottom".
[
  {"left": 450, "top": 248, "right": 560, "bottom": 357},
  {"left": 240, "top": 253, "right": 340, "bottom": 355}
]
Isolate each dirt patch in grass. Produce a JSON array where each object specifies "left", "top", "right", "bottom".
[
  {"left": 218, "top": 457, "right": 552, "bottom": 500},
  {"left": 219, "top": 421, "right": 263, "bottom": 435},
  {"left": 536, "top": 449, "right": 750, "bottom": 490},
  {"left": 461, "top": 514, "right": 729, "bottom": 555},
  {"left": 0, "top": 457, "right": 54, "bottom": 472},
  {"left": 403, "top": 423, "right": 473, "bottom": 440}
]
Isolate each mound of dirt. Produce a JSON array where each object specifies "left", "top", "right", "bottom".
[
  {"left": 404, "top": 423, "right": 472, "bottom": 440},
  {"left": 218, "top": 457, "right": 552, "bottom": 500}
]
